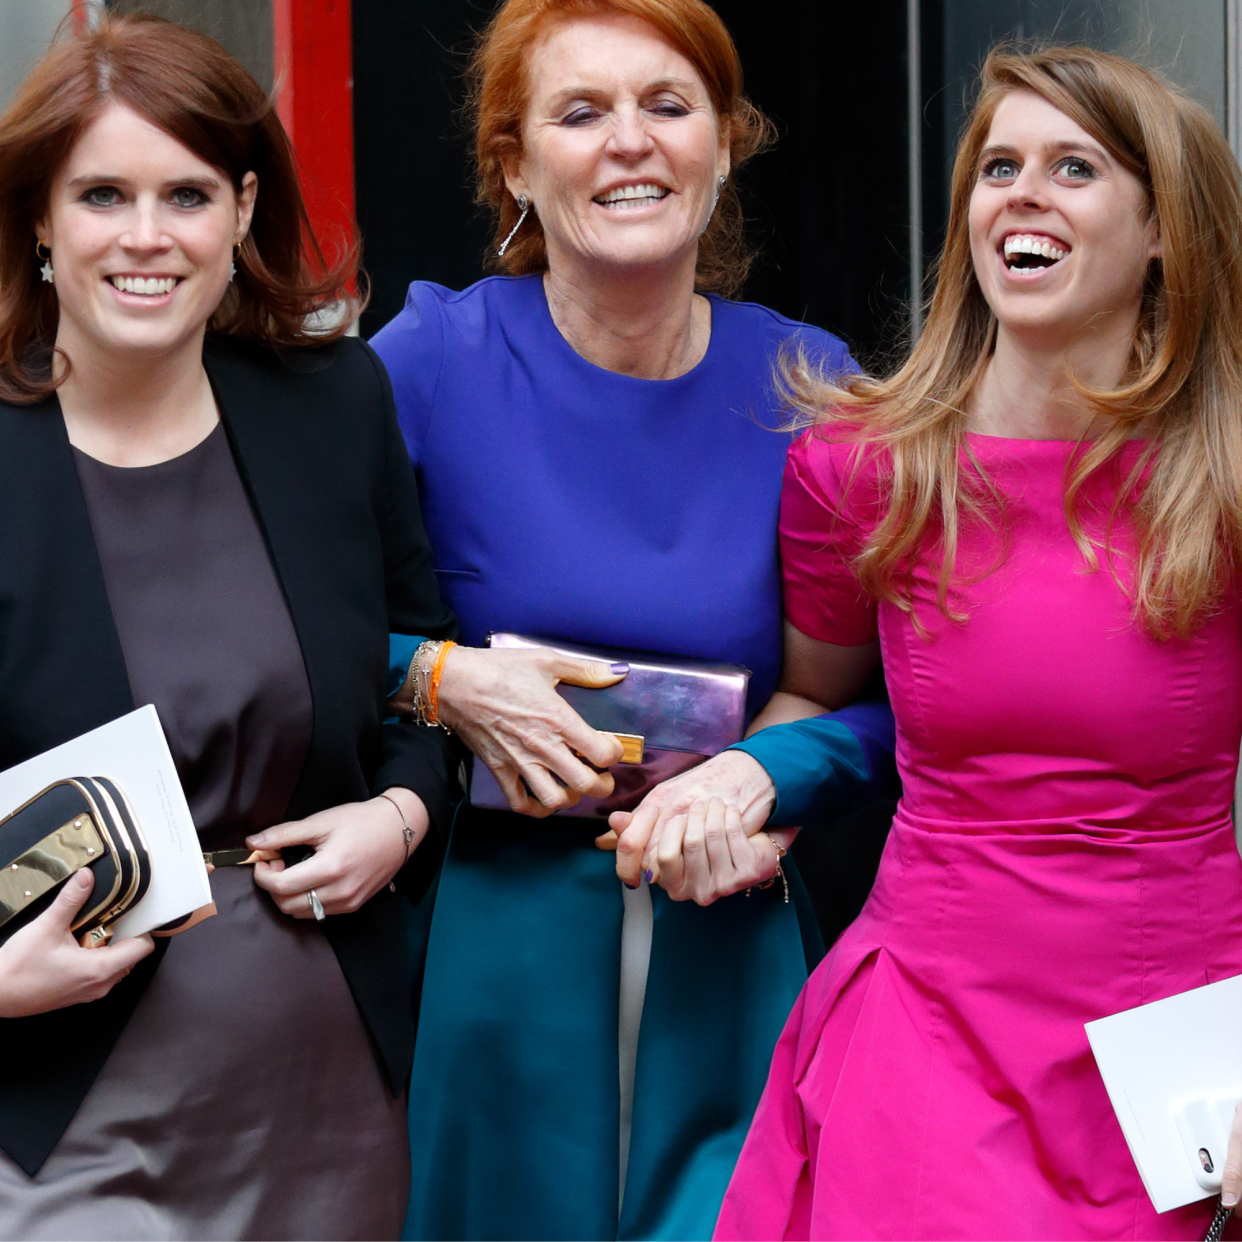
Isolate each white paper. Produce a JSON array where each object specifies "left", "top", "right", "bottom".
[
  {"left": 1086, "top": 974, "right": 1242, "bottom": 1212},
  {"left": 0, "top": 706, "right": 211, "bottom": 938}
]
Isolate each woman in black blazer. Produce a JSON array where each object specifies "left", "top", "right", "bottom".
[{"left": 0, "top": 16, "right": 455, "bottom": 1239}]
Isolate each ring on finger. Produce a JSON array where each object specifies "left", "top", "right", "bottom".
[{"left": 307, "top": 888, "right": 326, "bottom": 921}]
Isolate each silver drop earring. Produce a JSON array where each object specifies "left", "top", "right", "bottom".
[
  {"left": 700, "top": 175, "right": 727, "bottom": 237},
  {"left": 36, "top": 239, "right": 53, "bottom": 285},
  {"left": 229, "top": 241, "right": 241, "bottom": 283},
  {"left": 498, "top": 194, "right": 530, "bottom": 258}
]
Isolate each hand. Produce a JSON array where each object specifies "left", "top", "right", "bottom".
[
  {"left": 1222, "top": 1102, "right": 1242, "bottom": 1213},
  {"left": 0, "top": 868, "right": 154, "bottom": 1018},
  {"left": 601, "top": 749, "right": 778, "bottom": 886},
  {"left": 435, "top": 645, "right": 627, "bottom": 817},
  {"left": 247, "top": 787, "right": 428, "bottom": 919},
  {"left": 650, "top": 798, "right": 786, "bottom": 905}
]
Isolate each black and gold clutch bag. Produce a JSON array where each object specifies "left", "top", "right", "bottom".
[{"left": 0, "top": 778, "right": 151, "bottom": 948}]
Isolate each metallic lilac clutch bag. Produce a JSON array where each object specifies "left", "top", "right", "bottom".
[{"left": 468, "top": 633, "right": 750, "bottom": 819}]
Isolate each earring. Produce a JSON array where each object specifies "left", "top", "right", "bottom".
[
  {"left": 35, "top": 239, "right": 53, "bottom": 285},
  {"left": 700, "top": 176, "right": 728, "bottom": 238},
  {"left": 229, "top": 240, "right": 241, "bottom": 283},
  {"left": 497, "top": 194, "right": 530, "bottom": 258}
]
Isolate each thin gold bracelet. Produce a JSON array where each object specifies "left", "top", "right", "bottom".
[{"left": 746, "top": 832, "right": 789, "bottom": 903}]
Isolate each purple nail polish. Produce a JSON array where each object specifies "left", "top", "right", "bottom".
[
  {"left": 644, "top": 869, "right": 653, "bottom": 884},
  {"left": 610, "top": 661, "right": 630, "bottom": 675},
  {"left": 623, "top": 881, "right": 638, "bottom": 890}
]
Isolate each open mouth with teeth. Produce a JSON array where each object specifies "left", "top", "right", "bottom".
[
  {"left": 109, "top": 275, "right": 181, "bottom": 296},
  {"left": 593, "top": 183, "right": 671, "bottom": 211},
  {"left": 1002, "top": 233, "right": 1070, "bottom": 272}
]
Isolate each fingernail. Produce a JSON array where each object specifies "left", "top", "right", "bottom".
[
  {"left": 245, "top": 834, "right": 265, "bottom": 847},
  {"left": 623, "top": 881, "right": 638, "bottom": 890},
  {"left": 644, "top": 870, "right": 653, "bottom": 884},
  {"left": 74, "top": 869, "right": 92, "bottom": 887},
  {"left": 1225, "top": 1191, "right": 1239, "bottom": 1209},
  {"left": 610, "top": 662, "right": 630, "bottom": 675}
]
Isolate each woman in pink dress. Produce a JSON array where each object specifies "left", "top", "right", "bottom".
[{"left": 652, "top": 44, "right": 1242, "bottom": 1239}]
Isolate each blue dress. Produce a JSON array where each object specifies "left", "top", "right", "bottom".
[{"left": 372, "top": 275, "right": 886, "bottom": 1241}]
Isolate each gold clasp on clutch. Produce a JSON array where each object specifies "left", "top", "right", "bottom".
[
  {"left": 0, "top": 815, "right": 106, "bottom": 929},
  {"left": 606, "top": 733, "right": 645, "bottom": 765}
]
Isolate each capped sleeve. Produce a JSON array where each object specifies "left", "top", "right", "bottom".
[{"left": 780, "top": 429, "right": 878, "bottom": 647}]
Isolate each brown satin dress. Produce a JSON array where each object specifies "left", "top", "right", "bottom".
[{"left": 0, "top": 425, "right": 409, "bottom": 1241}]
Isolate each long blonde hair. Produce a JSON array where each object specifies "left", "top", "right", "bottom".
[{"left": 787, "top": 45, "right": 1242, "bottom": 638}]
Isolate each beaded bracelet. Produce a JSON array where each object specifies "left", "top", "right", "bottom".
[{"left": 406, "top": 639, "right": 456, "bottom": 728}]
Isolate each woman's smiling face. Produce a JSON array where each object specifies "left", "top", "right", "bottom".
[
  {"left": 506, "top": 13, "right": 730, "bottom": 278},
  {"left": 968, "top": 88, "right": 1161, "bottom": 347},
  {"left": 38, "top": 101, "right": 255, "bottom": 364}
]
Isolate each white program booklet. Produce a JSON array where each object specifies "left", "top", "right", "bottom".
[
  {"left": 1086, "top": 974, "right": 1242, "bottom": 1213},
  {"left": 0, "top": 705, "right": 211, "bottom": 938}
]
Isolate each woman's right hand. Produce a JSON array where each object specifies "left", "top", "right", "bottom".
[
  {"left": 0, "top": 868, "right": 154, "bottom": 1018},
  {"left": 435, "top": 646, "right": 628, "bottom": 817}
]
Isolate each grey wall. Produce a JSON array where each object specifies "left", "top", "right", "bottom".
[
  {"left": 943, "top": 0, "right": 1227, "bottom": 168},
  {"left": 0, "top": 0, "right": 72, "bottom": 110},
  {"left": 110, "top": 0, "right": 273, "bottom": 91}
]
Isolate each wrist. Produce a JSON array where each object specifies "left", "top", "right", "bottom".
[
  {"left": 378, "top": 787, "right": 426, "bottom": 865},
  {"left": 732, "top": 751, "right": 778, "bottom": 825}
]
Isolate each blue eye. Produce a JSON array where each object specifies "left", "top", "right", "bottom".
[
  {"left": 980, "top": 157, "right": 1019, "bottom": 181},
  {"left": 170, "top": 187, "right": 209, "bottom": 208},
  {"left": 1057, "top": 157, "right": 1096, "bottom": 180},
  {"left": 82, "top": 185, "right": 122, "bottom": 207}
]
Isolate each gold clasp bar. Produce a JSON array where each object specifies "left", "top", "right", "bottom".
[
  {"left": 203, "top": 848, "right": 280, "bottom": 868},
  {"left": 0, "top": 814, "right": 105, "bottom": 927},
  {"left": 607, "top": 733, "right": 645, "bottom": 765}
]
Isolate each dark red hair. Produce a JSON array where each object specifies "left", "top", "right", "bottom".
[
  {"left": 0, "top": 12, "right": 361, "bottom": 402},
  {"left": 468, "top": 0, "right": 774, "bottom": 297}
]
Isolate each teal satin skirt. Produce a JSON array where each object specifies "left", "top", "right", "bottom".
[{"left": 403, "top": 806, "right": 820, "bottom": 1241}]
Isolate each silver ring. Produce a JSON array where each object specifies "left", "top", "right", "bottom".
[{"left": 307, "top": 888, "right": 326, "bottom": 921}]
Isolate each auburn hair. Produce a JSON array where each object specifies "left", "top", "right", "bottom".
[
  {"left": 467, "top": 0, "right": 774, "bottom": 297},
  {"left": 785, "top": 45, "right": 1242, "bottom": 638},
  {"left": 0, "top": 12, "right": 361, "bottom": 403}
]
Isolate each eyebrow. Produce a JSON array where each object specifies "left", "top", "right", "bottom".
[
  {"left": 979, "top": 138, "right": 1111, "bottom": 164},
  {"left": 544, "top": 77, "right": 700, "bottom": 107},
  {"left": 65, "top": 173, "right": 223, "bottom": 190}
]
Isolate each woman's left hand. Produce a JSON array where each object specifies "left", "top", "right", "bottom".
[
  {"left": 246, "top": 787, "right": 428, "bottom": 919},
  {"left": 651, "top": 797, "right": 795, "bottom": 906}
]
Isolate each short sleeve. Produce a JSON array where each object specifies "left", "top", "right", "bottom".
[
  {"left": 369, "top": 282, "right": 448, "bottom": 468},
  {"left": 780, "top": 429, "right": 878, "bottom": 646}
]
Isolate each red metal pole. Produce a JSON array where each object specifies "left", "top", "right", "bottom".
[{"left": 272, "top": 0, "right": 356, "bottom": 269}]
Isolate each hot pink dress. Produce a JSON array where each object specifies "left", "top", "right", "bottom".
[{"left": 716, "top": 429, "right": 1242, "bottom": 1241}]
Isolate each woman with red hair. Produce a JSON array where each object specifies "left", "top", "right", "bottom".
[
  {"left": 0, "top": 14, "right": 457, "bottom": 1237},
  {"left": 374, "top": 0, "right": 894, "bottom": 1238}
]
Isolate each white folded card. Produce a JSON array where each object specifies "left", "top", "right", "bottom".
[
  {"left": 1086, "top": 974, "right": 1242, "bottom": 1213},
  {"left": 0, "top": 706, "right": 211, "bottom": 938}
]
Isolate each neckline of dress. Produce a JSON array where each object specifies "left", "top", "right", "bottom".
[
  {"left": 532, "top": 275, "right": 721, "bottom": 386},
  {"left": 71, "top": 420, "right": 223, "bottom": 472}
]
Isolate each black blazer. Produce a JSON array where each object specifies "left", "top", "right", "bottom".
[{"left": 0, "top": 336, "right": 459, "bottom": 1176}]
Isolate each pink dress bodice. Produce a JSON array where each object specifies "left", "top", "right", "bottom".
[{"left": 718, "top": 429, "right": 1242, "bottom": 1241}]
